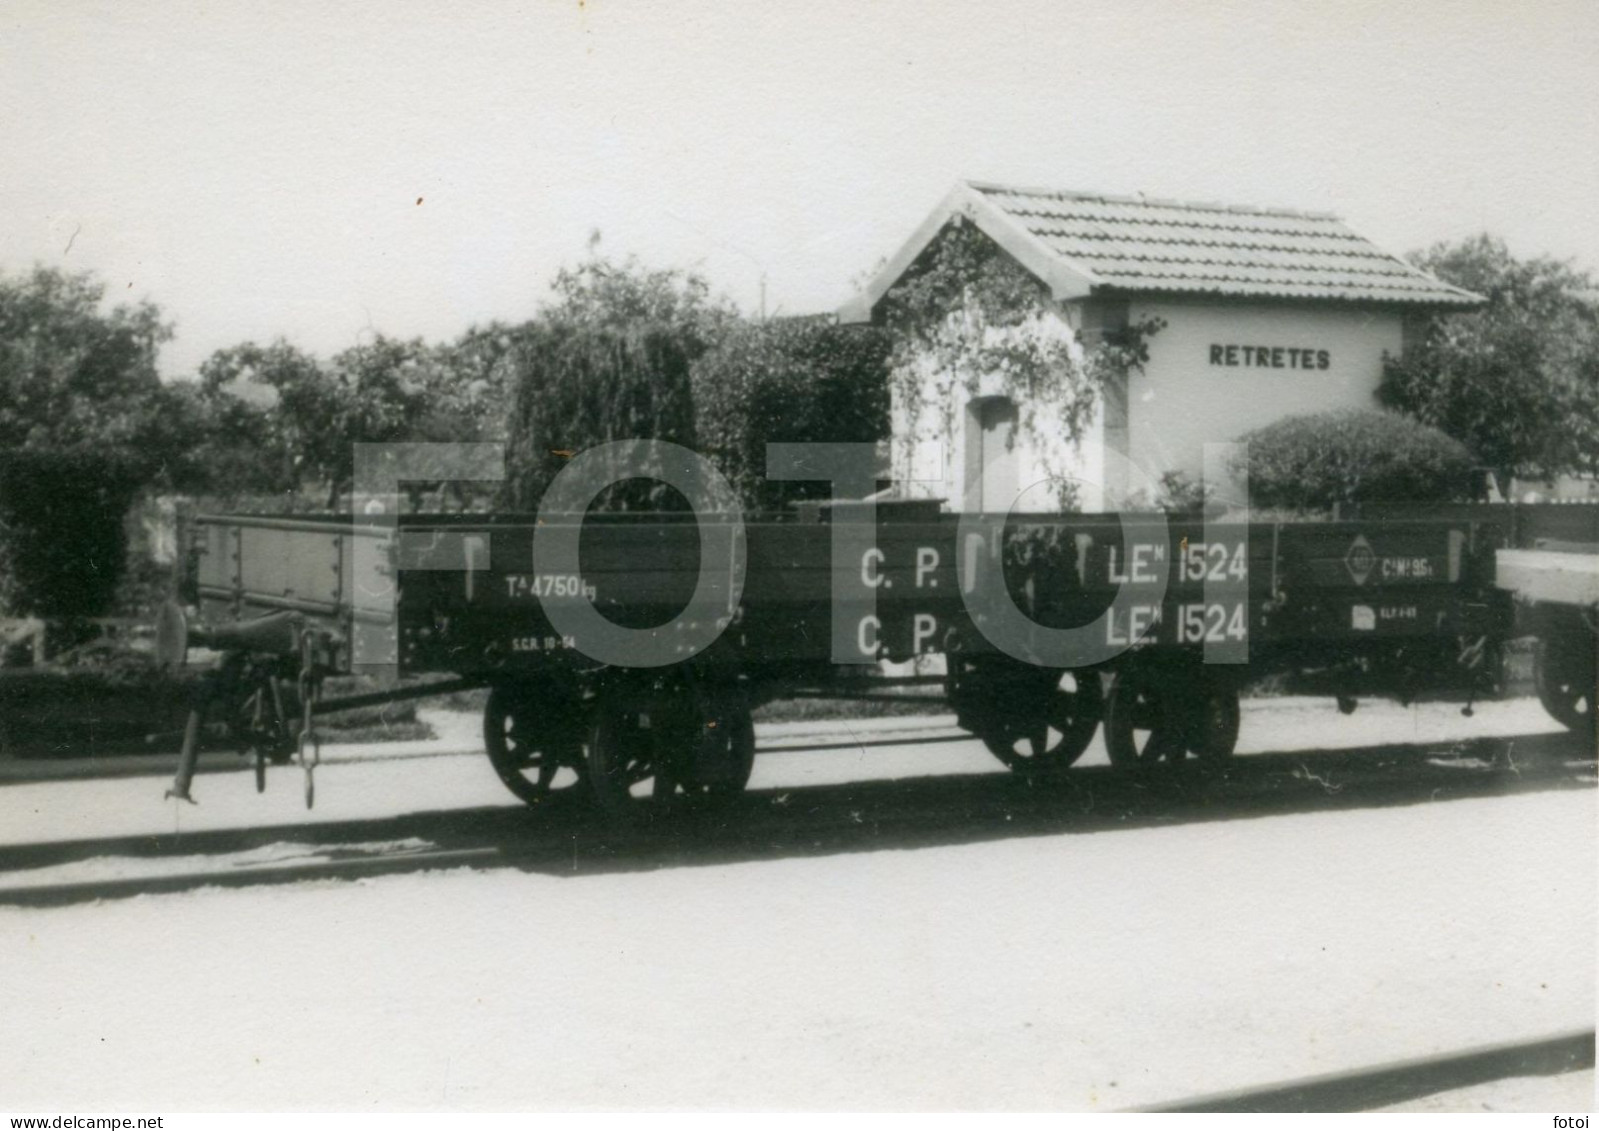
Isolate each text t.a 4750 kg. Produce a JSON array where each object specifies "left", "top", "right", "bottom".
[{"left": 159, "top": 500, "right": 1597, "bottom": 820}]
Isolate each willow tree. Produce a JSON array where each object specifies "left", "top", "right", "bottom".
[
  {"left": 501, "top": 256, "right": 732, "bottom": 512},
  {"left": 503, "top": 323, "right": 699, "bottom": 511}
]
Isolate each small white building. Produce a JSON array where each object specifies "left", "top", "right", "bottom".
[{"left": 840, "top": 181, "right": 1482, "bottom": 511}]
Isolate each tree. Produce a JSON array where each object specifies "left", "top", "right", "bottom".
[
  {"left": 197, "top": 339, "right": 339, "bottom": 499},
  {"left": 501, "top": 256, "right": 735, "bottom": 511},
  {"left": 504, "top": 321, "right": 700, "bottom": 512},
  {"left": 0, "top": 266, "right": 173, "bottom": 460},
  {"left": 1379, "top": 235, "right": 1599, "bottom": 484},
  {"left": 442, "top": 322, "right": 524, "bottom": 441},
  {"left": 197, "top": 334, "right": 501, "bottom": 505},
  {"left": 693, "top": 317, "right": 891, "bottom": 510},
  {"left": 0, "top": 450, "right": 144, "bottom": 617},
  {"left": 547, "top": 256, "right": 737, "bottom": 352},
  {"left": 0, "top": 267, "right": 187, "bottom": 616}
]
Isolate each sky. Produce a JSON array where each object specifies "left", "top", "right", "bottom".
[{"left": 3, "top": 0, "right": 1597, "bottom": 377}]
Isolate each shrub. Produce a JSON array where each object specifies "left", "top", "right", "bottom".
[
  {"left": 1120, "top": 470, "right": 1219, "bottom": 514},
  {"left": 1233, "top": 409, "right": 1475, "bottom": 511},
  {"left": 693, "top": 318, "right": 891, "bottom": 510},
  {"left": 0, "top": 450, "right": 143, "bottom": 618}
]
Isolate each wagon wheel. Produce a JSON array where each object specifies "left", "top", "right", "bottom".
[
  {"left": 483, "top": 684, "right": 588, "bottom": 806},
  {"left": 1534, "top": 638, "right": 1596, "bottom": 738},
  {"left": 1103, "top": 668, "right": 1185, "bottom": 769},
  {"left": 585, "top": 695, "right": 674, "bottom": 822},
  {"left": 980, "top": 670, "right": 1102, "bottom": 775}
]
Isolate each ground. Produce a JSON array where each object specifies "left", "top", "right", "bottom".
[{"left": 0, "top": 697, "right": 1593, "bottom": 1112}]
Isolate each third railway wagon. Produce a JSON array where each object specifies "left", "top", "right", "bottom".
[{"left": 163, "top": 501, "right": 1598, "bottom": 818}]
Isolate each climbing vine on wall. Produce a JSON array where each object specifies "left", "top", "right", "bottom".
[{"left": 879, "top": 221, "right": 1163, "bottom": 510}]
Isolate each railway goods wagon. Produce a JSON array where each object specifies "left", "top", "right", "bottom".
[
  {"left": 1492, "top": 505, "right": 1599, "bottom": 740},
  {"left": 161, "top": 501, "right": 1595, "bottom": 819}
]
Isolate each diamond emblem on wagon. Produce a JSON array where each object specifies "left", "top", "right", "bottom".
[{"left": 1344, "top": 535, "right": 1376, "bottom": 586}]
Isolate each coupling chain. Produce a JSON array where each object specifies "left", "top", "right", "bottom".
[
  {"left": 296, "top": 631, "right": 325, "bottom": 808},
  {"left": 1456, "top": 633, "right": 1489, "bottom": 718}
]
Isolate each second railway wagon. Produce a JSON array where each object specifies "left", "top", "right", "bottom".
[{"left": 161, "top": 501, "right": 1592, "bottom": 819}]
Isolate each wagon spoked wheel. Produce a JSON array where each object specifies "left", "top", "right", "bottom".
[
  {"left": 483, "top": 685, "right": 587, "bottom": 807},
  {"left": 981, "top": 670, "right": 1102, "bottom": 775},
  {"left": 1104, "top": 670, "right": 1185, "bottom": 769},
  {"left": 585, "top": 697, "right": 673, "bottom": 822},
  {"left": 1534, "top": 638, "right": 1596, "bottom": 738}
]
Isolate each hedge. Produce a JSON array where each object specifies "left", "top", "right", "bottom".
[
  {"left": 1233, "top": 409, "right": 1475, "bottom": 511},
  {"left": 693, "top": 318, "right": 891, "bottom": 511},
  {"left": 0, "top": 450, "right": 144, "bottom": 618}
]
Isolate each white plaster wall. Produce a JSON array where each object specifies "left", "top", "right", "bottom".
[
  {"left": 1016, "top": 392, "right": 1106, "bottom": 513},
  {"left": 890, "top": 304, "right": 1107, "bottom": 513},
  {"left": 1126, "top": 300, "right": 1402, "bottom": 498},
  {"left": 889, "top": 352, "right": 953, "bottom": 501},
  {"left": 890, "top": 298, "right": 1401, "bottom": 513}
]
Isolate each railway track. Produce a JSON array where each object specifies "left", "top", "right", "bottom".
[{"left": 1, "top": 726, "right": 1590, "bottom": 909}]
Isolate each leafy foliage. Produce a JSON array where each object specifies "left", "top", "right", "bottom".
[
  {"left": 693, "top": 317, "right": 891, "bottom": 510},
  {"left": 504, "top": 323, "right": 700, "bottom": 511},
  {"left": 547, "top": 257, "right": 737, "bottom": 349},
  {"left": 1379, "top": 235, "right": 1599, "bottom": 482},
  {"left": 501, "top": 257, "right": 734, "bottom": 511},
  {"left": 1119, "top": 470, "right": 1218, "bottom": 514},
  {"left": 184, "top": 257, "right": 737, "bottom": 512},
  {"left": 0, "top": 268, "right": 191, "bottom": 616},
  {"left": 1233, "top": 409, "right": 1475, "bottom": 510},
  {"left": 879, "top": 222, "right": 1162, "bottom": 510},
  {"left": 196, "top": 334, "right": 505, "bottom": 505},
  {"left": 0, "top": 267, "right": 174, "bottom": 463},
  {"left": 194, "top": 340, "right": 325, "bottom": 497},
  {"left": 0, "top": 450, "right": 144, "bottom": 617}
]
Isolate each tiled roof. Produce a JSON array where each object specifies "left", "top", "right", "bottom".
[{"left": 839, "top": 181, "right": 1483, "bottom": 321}]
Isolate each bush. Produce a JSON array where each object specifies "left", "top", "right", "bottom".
[
  {"left": 0, "top": 662, "right": 428, "bottom": 758},
  {"left": 693, "top": 318, "right": 891, "bottom": 510},
  {"left": 0, "top": 661, "right": 198, "bottom": 757},
  {"left": 1233, "top": 409, "right": 1475, "bottom": 511},
  {"left": 0, "top": 450, "right": 143, "bottom": 618},
  {"left": 1120, "top": 470, "right": 1219, "bottom": 514}
]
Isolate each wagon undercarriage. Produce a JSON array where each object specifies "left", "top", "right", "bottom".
[{"left": 160, "top": 503, "right": 1596, "bottom": 819}]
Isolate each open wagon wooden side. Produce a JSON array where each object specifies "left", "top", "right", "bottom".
[{"left": 161, "top": 503, "right": 1589, "bottom": 819}]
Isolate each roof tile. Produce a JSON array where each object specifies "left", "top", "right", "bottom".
[{"left": 969, "top": 183, "right": 1479, "bottom": 307}]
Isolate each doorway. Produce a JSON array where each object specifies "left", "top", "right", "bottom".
[{"left": 964, "top": 396, "right": 1019, "bottom": 513}]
